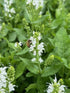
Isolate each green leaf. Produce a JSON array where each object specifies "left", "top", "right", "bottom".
[
  {"left": 27, "top": 63, "right": 39, "bottom": 74},
  {"left": 51, "top": 18, "right": 62, "bottom": 29},
  {"left": 26, "top": 83, "right": 37, "bottom": 92},
  {"left": 53, "top": 27, "right": 70, "bottom": 57},
  {"left": 42, "top": 63, "right": 62, "bottom": 77},
  {"left": 8, "top": 32, "right": 16, "bottom": 41},
  {"left": 15, "top": 62, "right": 26, "bottom": 79},
  {"left": 16, "top": 47, "right": 29, "bottom": 55},
  {"left": 65, "top": 89, "right": 70, "bottom": 93},
  {"left": 20, "top": 58, "right": 39, "bottom": 74},
  {"left": 31, "top": 15, "right": 48, "bottom": 24},
  {"left": 44, "top": 55, "right": 54, "bottom": 66},
  {"left": 13, "top": 28, "right": 27, "bottom": 41},
  {"left": 26, "top": 72, "right": 34, "bottom": 77},
  {"left": 62, "top": 58, "right": 70, "bottom": 69},
  {"left": 36, "top": 76, "right": 46, "bottom": 93},
  {"left": 23, "top": 6, "right": 30, "bottom": 22},
  {"left": 0, "top": 28, "right": 9, "bottom": 37},
  {"left": 52, "top": 27, "right": 70, "bottom": 69},
  {"left": 18, "top": 34, "right": 26, "bottom": 41}
]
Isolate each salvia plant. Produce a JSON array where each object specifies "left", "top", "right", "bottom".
[
  {"left": 0, "top": 66, "right": 15, "bottom": 93},
  {"left": 46, "top": 76, "right": 66, "bottom": 93},
  {"left": 29, "top": 31, "right": 44, "bottom": 63},
  {"left": 0, "top": 0, "right": 70, "bottom": 93},
  {"left": 3, "top": 0, "right": 15, "bottom": 17}
]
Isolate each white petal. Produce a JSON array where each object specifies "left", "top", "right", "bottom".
[
  {"left": 31, "top": 58, "right": 36, "bottom": 62},
  {"left": 33, "top": 51, "right": 36, "bottom": 56},
  {"left": 39, "top": 57, "right": 43, "bottom": 63}
]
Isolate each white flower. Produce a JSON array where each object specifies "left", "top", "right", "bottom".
[
  {"left": 26, "top": 0, "right": 44, "bottom": 9},
  {"left": 26, "top": 0, "right": 32, "bottom": 4},
  {"left": 47, "top": 83, "right": 54, "bottom": 93},
  {"left": 4, "top": 0, "right": 15, "bottom": 17},
  {"left": 8, "top": 82, "right": 15, "bottom": 92},
  {"left": 9, "top": 14, "right": 12, "bottom": 17},
  {"left": 38, "top": 33, "right": 41, "bottom": 40},
  {"left": 0, "top": 89, "right": 5, "bottom": 93},
  {"left": 33, "top": 51, "right": 36, "bottom": 56},
  {"left": 0, "top": 67, "right": 7, "bottom": 76},
  {"left": 37, "top": 42, "right": 44, "bottom": 56},
  {"left": 10, "top": 8, "right": 15, "bottom": 13},
  {"left": 39, "top": 57, "right": 43, "bottom": 63},
  {"left": 33, "top": 31, "right": 35, "bottom": 34},
  {"left": 30, "top": 36, "right": 33, "bottom": 41},
  {"left": 59, "top": 85, "right": 66, "bottom": 93},
  {"left": 4, "top": 0, "right": 9, "bottom": 4},
  {"left": 30, "top": 31, "right": 44, "bottom": 63},
  {"left": 31, "top": 58, "right": 36, "bottom": 62},
  {"left": 9, "top": 0, "right": 13, "bottom": 5},
  {"left": 29, "top": 45, "right": 34, "bottom": 51},
  {"left": 15, "top": 42, "right": 23, "bottom": 47},
  {"left": 5, "top": 13, "right": 7, "bottom": 16},
  {"left": 54, "top": 76, "right": 57, "bottom": 83},
  {"left": 0, "top": 25, "right": 2, "bottom": 31},
  {"left": 32, "top": 38, "right": 36, "bottom": 46},
  {"left": 0, "top": 67, "right": 16, "bottom": 92},
  {"left": 47, "top": 76, "right": 66, "bottom": 93},
  {"left": 4, "top": 5, "right": 9, "bottom": 12},
  {"left": 37, "top": 42, "right": 44, "bottom": 50},
  {"left": 14, "top": 42, "right": 18, "bottom": 47},
  {"left": 63, "top": 0, "right": 65, "bottom": 2},
  {"left": 30, "top": 36, "right": 36, "bottom": 47},
  {"left": 38, "top": 50, "right": 43, "bottom": 56},
  {"left": 0, "top": 67, "right": 7, "bottom": 91},
  {"left": 29, "top": 36, "right": 36, "bottom": 52},
  {"left": 39, "top": 11, "right": 42, "bottom": 15},
  {"left": 19, "top": 42, "right": 23, "bottom": 47}
]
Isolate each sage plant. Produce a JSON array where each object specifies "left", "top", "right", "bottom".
[
  {"left": 3, "top": 0, "right": 15, "bottom": 17},
  {"left": 0, "top": 66, "right": 16, "bottom": 93},
  {"left": 29, "top": 31, "right": 44, "bottom": 73},
  {"left": 46, "top": 76, "right": 66, "bottom": 93},
  {"left": 26, "top": 0, "right": 44, "bottom": 9}
]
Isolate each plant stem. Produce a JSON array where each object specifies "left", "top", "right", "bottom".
[{"left": 36, "top": 37, "right": 41, "bottom": 74}]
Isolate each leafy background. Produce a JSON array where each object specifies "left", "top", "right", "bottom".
[{"left": 0, "top": 0, "right": 70, "bottom": 93}]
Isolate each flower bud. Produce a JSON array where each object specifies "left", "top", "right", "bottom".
[
  {"left": 59, "top": 79, "right": 64, "bottom": 85},
  {"left": 44, "top": 55, "right": 54, "bottom": 66},
  {"left": 22, "top": 18, "right": 28, "bottom": 26},
  {"left": 2, "top": 23, "right": 5, "bottom": 27},
  {"left": 42, "top": 24, "right": 44, "bottom": 28},
  {"left": 7, "top": 66, "right": 15, "bottom": 82},
  {"left": 15, "top": 14, "right": 20, "bottom": 23}
]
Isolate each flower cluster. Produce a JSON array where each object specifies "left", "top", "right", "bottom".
[
  {"left": 26, "top": 0, "right": 44, "bottom": 9},
  {"left": 15, "top": 42, "right": 23, "bottom": 47},
  {"left": 3, "top": 0, "right": 15, "bottom": 17},
  {"left": 29, "top": 31, "right": 44, "bottom": 63},
  {"left": 0, "top": 67, "right": 15, "bottom": 93},
  {"left": 46, "top": 76, "right": 66, "bottom": 93}
]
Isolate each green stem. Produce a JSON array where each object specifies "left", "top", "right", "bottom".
[{"left": 36, "top": 37, "right": 41, "bottom": 74}]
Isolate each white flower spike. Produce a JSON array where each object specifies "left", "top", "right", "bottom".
[
  {"left": 0, "top": 67, "right": 16, "bottom": 92},
  {"left": 4, "top": 0, "right": 15, "bottom": 17},
  {"left": 26, "top": 0, "right": 44, "bottom": 9},
  {"left": 29, "top": 31, "right": 44, "bottom": 63},
  {"left": 47, "top": 76, "right": 67, "bottom": 93}
]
